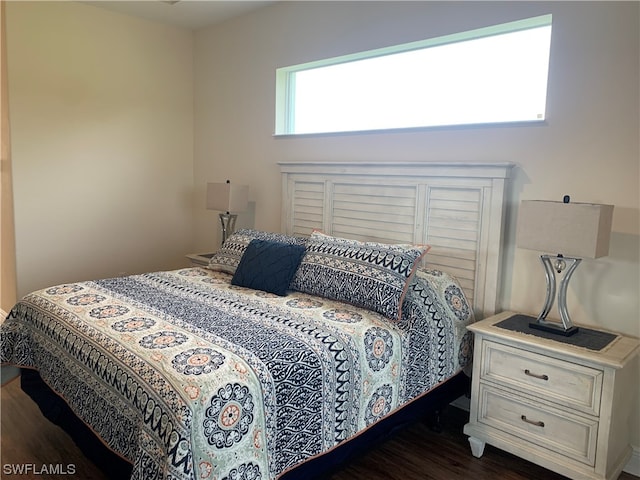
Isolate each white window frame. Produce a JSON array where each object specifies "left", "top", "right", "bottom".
[{"left": 275, "top": 14, "right": 552, "bottom": 136}]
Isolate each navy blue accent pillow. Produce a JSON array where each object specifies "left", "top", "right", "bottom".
[{"left": 231, "top": 239, "right": 306, "bottom": 296}]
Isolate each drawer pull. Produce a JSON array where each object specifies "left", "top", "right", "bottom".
[
  {"left": 521, "top": 415, "right": 545, "bottom": 427},
  {"left": 524, "top": 369, "right": 549, "bottom": 381}
]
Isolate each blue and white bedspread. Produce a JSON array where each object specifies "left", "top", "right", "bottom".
[{"left": 1, "top": 267, "right": 473, "bottom": 480}]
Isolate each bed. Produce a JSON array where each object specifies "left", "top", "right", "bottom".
[{"left": 1, "top": 162, "right": 513, "bottom": 480}]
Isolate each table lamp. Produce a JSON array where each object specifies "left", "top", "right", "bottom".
[
  {"left": 516, "top": 196, "right": 614, "bottom": 336},
  {"left": 206, "top": 180, "right": 249, "bottom": 246}
]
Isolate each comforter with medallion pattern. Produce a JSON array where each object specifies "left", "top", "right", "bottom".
[{"left": 1, "top": 267, "right": 473, "bottom": 480}]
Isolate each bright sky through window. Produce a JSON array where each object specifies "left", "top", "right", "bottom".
[{"left": 275, "top": 15, "right": 552, "bottom": 135}]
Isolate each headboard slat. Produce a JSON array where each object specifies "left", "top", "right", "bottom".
[{"left": 279, "top": 161, "right": 513, "bottom": 319}]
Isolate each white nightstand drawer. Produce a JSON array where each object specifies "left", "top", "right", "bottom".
[
  {"left": 480, "top": 340, "right": 603, "bottom": 416},
  {"left": 478, "top": 384, "right": 598, "bottom": 466}
]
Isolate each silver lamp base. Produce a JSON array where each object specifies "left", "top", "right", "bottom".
[
  {"left": 530, "top": 254, "right": 581, "bottom": 336},
  {"left": 219, "top": 212, "right": 238, "bottom": 246}
]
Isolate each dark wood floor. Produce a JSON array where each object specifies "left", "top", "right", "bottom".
[{"left": 1, "top": 377, "right": 637, "bottom": 480}]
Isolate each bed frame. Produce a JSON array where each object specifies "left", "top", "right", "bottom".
[
  {"left": 279, "top": 161, "right": 514, "bottom": 320},
  {"left": 278, "top": 161, "right": 514, "bottom": 478},
  {"left": 20, "top": 162, "right": 514, "bottom": 480}
]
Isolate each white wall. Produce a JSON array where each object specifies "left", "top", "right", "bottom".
[
  {"left": 194, "top": 1, "right": 638, "bottom": 334},
  {"left": 194, "top": 0, "right": 639, "bottom": 447},
  {"left": 7, "top": 1, "right": 195, "bottom": 297}
]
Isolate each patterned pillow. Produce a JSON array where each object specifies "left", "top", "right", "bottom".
[
  {"left": 291, "top": 232, "right": 430, "bottom": 321},
  {"left": 231, "top": 239, "right": 306, "bottom": 296},
  {"left": 207, "top": 229, "right": 308, "bottom": 274}
]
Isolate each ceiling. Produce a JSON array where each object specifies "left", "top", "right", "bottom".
[{"left": 85, "top": 1, "right": 275, "bottom": 30}]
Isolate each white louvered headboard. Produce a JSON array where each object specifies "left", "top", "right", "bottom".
[{"left": 279, "top": 162, "right": 514, "bottom": 319}]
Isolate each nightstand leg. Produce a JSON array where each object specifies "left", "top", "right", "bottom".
[{"left": 468, "top": 436, "right": 486, "bottom": 458}]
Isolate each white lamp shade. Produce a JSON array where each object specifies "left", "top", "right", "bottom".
[
  {"left": 516, "top": 200, "right": 614, "bottom": 258},
  {"left": 206, "top": 182, "right": 249, "bottom": 213}
]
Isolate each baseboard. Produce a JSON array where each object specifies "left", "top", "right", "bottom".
[{"left": 624, "top": 445, "right": 640, "bottom": 477}]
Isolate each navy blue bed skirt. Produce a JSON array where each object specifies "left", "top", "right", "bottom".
[{"left": 20, "top": 368, "right": 468, "bottom": 480}]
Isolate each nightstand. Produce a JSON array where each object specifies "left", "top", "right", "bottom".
[
  {"left": 186, "top": 252, "right": 216, "bottom": 267},
  {"left": 463, "top": 311, "right": 639, "bottom": 480}
]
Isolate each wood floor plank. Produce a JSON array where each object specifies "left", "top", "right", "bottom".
[
  {"left": 1, "top": 377, "right": 638, "bottom": 480},
  {"left": 1, "top": 377, "right": 108, "bottom": 480}
]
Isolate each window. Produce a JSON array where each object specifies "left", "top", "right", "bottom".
[{"left": 275, "top": 15, "right": 552, "bottom": 135}]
